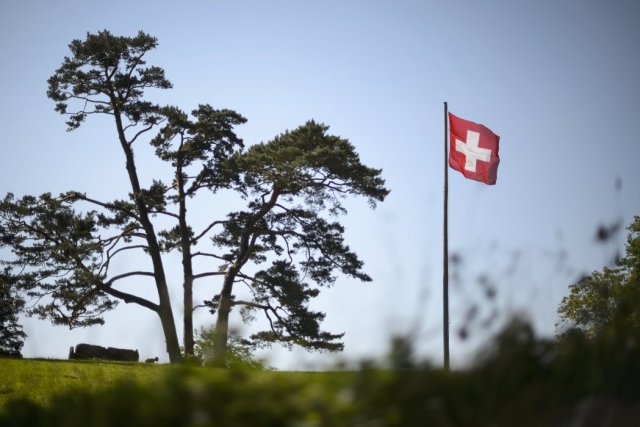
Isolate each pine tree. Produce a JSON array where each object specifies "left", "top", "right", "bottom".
[
  {"left": 0, "top": 269, "right": 26, "bottom": 357},
  {"left": 0, "top": 31, "right": 388, "bottom": 364}
]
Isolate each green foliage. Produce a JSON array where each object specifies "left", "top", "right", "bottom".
[
  {"left": 558, "top": 215, "right": 640, "bottom": 337},
  {"left": 1, "top": 30, "right": 389, "bottom": 363},
  {"left": 1, "top": 317, "right": 639, "bottom": 426},
  {"left": 207, "top": 121, "right": 389, "bottom": 355},
  {"left": 0, "top": 358, "right": 167, "bottom": 410},
  {"left": 47, "top": 30, "right": 170, "bottom": 131},
  {"left": 150, "top": 104, "right": 247, "bottom": 192},
  {"left": 0, "top": 193, "right": 116, "bottom": 328},
  {"left": 193, "top": 325, "right": 268, "bottom": 370},
  {"left": 0, "top": 269, "right": 26, "bottom": 357},
  {"left": 236, "top": 120, "right": 388, "bottom": 207}
]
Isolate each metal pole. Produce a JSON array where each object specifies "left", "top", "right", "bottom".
[{"left": 443, "top": 101, "right": 450, "bottom": 370}]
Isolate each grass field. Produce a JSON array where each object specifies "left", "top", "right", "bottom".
[
  {"left": 1, "top": 319, "right": 639, "bottom": 426},
  {"left": 0, "top": 358, "right": 170, "bottom": 409},
  {"left": 0, "top": 357, "right": 359, "bottom": 426},
  {"left": 0, "top": 357, "right": 359, "bottom": 408}
]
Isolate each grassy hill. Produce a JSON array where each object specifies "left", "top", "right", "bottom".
[
  {"left": 0, "top": 358, "right": 169, "bottom": 409},
  {"left": 1, "top": 319, "right": 639, "bottom": 426},
  {"left": 0, "top": 357, "right": 357, "bottom": 427}
]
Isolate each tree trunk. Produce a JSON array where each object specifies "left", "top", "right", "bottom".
[
  {"left": 113, "top": 110, "right": 182, "bottom": 363},
  {"left": 177, "top": 164, "right": 195, "bottom": 356},
  {"left": 156, "top": 295, "right": 182, "bottom": 363},
  {"left": 211, "top": 189, "right": 280, "bottom": 366},
  {"left": 183, "top": 272, "right": 194, "bottom": 356},
  {"left": 212, "top": 271, "right": 235, "bottom": 367}
]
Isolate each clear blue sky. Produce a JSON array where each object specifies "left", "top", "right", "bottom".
[{"left": 1, "top": 0, "right": 639, "bottom": 368}]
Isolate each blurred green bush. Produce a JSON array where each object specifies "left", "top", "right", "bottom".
[{"left": 1, "top": 316, "right": 639, "bottom": 427}]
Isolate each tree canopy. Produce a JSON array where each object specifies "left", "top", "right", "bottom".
[
  {"left": 557, "top": 215, "right": 640, "bottom": 337},
  {"left": 0, "top": 266, "right": 26, "bottom": 357},
  {"left": 0, "top": 30, "right": 389, "bottom": 364}
]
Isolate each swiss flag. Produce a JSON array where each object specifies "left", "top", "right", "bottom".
[{"left": 448, "top": 112, "right": 500, "bottom": 185}]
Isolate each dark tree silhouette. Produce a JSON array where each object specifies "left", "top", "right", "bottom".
[
  {"left": 0, "top": 268, "right": 26, "bottom": 357},
  {"left": 0, "top": 31, "right": 388, "bottom": 364}
]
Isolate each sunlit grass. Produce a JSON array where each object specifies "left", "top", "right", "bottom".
[
  {"left": 1, "top": 320, "right": 638, "bottom": 426},
  {"left": 0, "top": 358, "right": 356, "bottom": 411},
  {"left": 0, "top": 358, "right": 167, "bottom": 409},
  {"left": 0, "top": 358, "right": 360, "bottom": 426}
]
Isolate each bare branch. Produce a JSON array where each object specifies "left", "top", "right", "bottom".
[
  {"left": 105, "top": 271, "right": 155, "bottom": 287},
  {"left": 232, "top": 299, "right": 268, "bottom": 310},
  {"left": 193, "top": 271, "right": 226, "bottom": 280},
  {"left": 100, "top": 244, "right": 149, "bottom": 276},
  {"left": 191, "top": 220, "right": 225, "bottom": 244},
  {"left": 191, "top": 252, "right": 229, "bottom": 264},
  {"left": 72, "top": 194, "right": 140, "bottom": 221},
  {"left": 148, "top": 209, "right": 180, "bottom": 220},
  {"left": 66, "top": 95, "right": 112, "bottom": 106},
  {"left": 97, "top": 283, "right": 159, "bottom": 312},
  {"left": 107, "top": 244, "right": 149, "bottom": 259},
  {"left": 129, "top": 121, "right": 159, "bottom": 145}
]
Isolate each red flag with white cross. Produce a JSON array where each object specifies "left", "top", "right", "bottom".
[{"left": 448, "top": 112, "right": 500, "bottom": 185}]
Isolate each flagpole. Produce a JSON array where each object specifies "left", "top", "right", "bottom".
[{"left": 443, "top": 101, "right": 450, "bottom": 371}]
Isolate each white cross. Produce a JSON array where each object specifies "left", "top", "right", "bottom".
[{"left": 455, "top": 130, "right": 492, "bottom": 172}]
